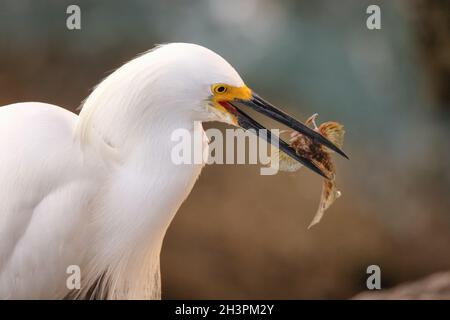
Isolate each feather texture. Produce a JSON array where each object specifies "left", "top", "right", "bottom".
[{"left": 0, "top": 43, "right": 244, "bottom": 299}]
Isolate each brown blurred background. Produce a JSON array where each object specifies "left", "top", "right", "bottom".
[{"left": 0, "top": 0, "right": 449, "bottom": 299}]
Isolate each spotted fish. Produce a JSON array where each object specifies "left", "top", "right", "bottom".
[{"left": 271, "top": 114, "right": 345, "bottom": 228}]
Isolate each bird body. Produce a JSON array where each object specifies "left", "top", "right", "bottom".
[
  {"left": 0, "top": 44, "right": 224, "bottom": 299},
  {"left": 0, "top": 102, "right": 96, "bottom": 298},
  {"left": 0, "top": 101, "right": 207, "bottom": 299},
  {"left": 0, "top": 43, "right": 346, "bottom": 299}
]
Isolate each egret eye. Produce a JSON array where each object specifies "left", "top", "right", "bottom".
[{"left": 213, "top": 85, "right": 227, "bottom": 94}]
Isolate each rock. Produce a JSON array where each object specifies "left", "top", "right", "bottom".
[{"left": 353, "top": 271, "right": 450, "bottom": 300}]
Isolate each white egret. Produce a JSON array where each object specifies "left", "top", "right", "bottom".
[{"left": 0, "top": 43, "right": 346, "bottom": 299}]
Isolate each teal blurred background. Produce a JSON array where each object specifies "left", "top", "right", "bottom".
[{"left": 0, "top": 0, "right": 449, "bottom": 298}]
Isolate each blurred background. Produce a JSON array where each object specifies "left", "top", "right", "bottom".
[{"left": 0, "top": 0, "right": 449, "bottom": 299}]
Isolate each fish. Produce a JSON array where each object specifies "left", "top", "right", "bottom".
[{"left": 271, "top": 113, "right": 345, "bottom": 229}]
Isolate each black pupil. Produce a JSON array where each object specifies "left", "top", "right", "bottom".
[{"left": 217, "top": 86, "right": 225, "bottom": 92}]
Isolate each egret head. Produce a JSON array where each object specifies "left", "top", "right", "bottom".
[
  {"left": 154, "top": 43, "right": 347, "bottom": 177},
  {"left": 142, "top": 43, "right": 249, "bottom": 125},
  {"left": 82, "top": 43, "right": 347, "bottom": 177},
  {"left": 145, "top": 43, "right": 347, "bottom": 177}
]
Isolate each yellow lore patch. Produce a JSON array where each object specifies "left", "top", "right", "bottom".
[
  {"left": 210, "top": 84, "right": 252, "bottom": 125},
  {"left": 211, "top": 84, "right": 252, "bottom": 103}
]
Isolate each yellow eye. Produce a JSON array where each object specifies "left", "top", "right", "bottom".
[{"left": 213, "top": 84, "right": 228, "bottom": 94}]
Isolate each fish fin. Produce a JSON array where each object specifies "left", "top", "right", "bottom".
[
  {"left": 318, "top": 122, "right": 345, "bottom": 149},
  {"left": 270, "top": 148, "right": 303, "bottom": 172},
  {"left": 305, "top": 113, "right": 319, "bottom": 129},
  {"left": 308, "top": 179, "right": 341, "bottom": 229}
]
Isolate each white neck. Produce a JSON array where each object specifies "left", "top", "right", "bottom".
[{"left": 75, "top": 54, "right": 208, "bottom": 299}]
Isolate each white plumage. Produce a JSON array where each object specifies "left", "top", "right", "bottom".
[
  {"left": 0, "top": 42, "right": 346, "bottom": 299},
  {"left": 0, "top": 43, "right": 245, "bottom": 299}
]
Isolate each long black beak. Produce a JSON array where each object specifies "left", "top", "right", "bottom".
[{"left": 229, "top": 93, "right": 348, "bottom": 179}]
